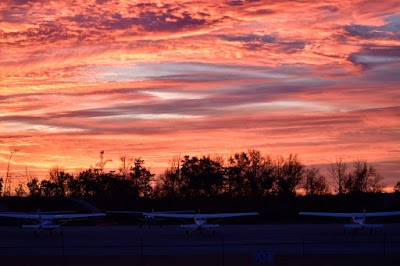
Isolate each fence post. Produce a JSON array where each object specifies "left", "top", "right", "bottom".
[
  {"left": 221, "top": 236, "right": 225, "bottom": 266},
  {"left": 60, "top": 231, "right": 65, "bottom": 256},
  {"left": 140, "top": 238, "right": 144, "bottom": 266},
  {"left": 384, "top": 232, "right": 386, "bottom": 256}
]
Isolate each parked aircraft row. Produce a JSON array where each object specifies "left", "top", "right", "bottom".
[
  {"left": 0, "top": 209, "right": 258, "bottom": 236},
  {"left": 107, "top": 209, "right": 196, "bottom": 228},
  {"left": 299, "top": 210, "right": 400, "bottom": 233},
  {"left": 1, "top": 208, "right": 400, "bottom": 236}
]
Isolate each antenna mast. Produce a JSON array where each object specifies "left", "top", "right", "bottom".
[{"left": 3, "top": 149, "right": 18, "bottom": 197}]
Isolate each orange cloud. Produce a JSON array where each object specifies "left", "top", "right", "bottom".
[{"left": 1, "top": 0, "right": 399, "bottom": 190}]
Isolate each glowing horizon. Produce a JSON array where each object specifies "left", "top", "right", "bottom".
[{"left": 1, "top": 0, "right": 399, "bottom": 190}]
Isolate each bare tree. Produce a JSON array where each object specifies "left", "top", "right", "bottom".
[
  {"left": 368, "top": 173, "right": 384, "bottom": 193},
  {"left": 274, "top": 154, "right": 305, "bottom": 196},
  {"left": 158, "top": 155, "right": 182, "bottom": 197},
  {"left": 345, "top": 160, "right": 383, "bottom": 193},
  {"left": 225, "top": 152, "right": 250, "bottom": 197},
  {"left": 302, "top": 167, "right": 329, "bottom": 195},
  {"left": 328, "top": 159, "right": 347, "bottom": 194},
  {"left": 246, "top": 149, "right": 275, "bottom": 197},
  {"left": 14, "top": 183, "right": 26, "bottom": 197},
  {"left": 394, "top": 181, "right": 400, "bottom": 193}
]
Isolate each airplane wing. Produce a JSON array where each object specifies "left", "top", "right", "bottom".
[
  {"left": 151, "top": 212, "right": 259, "bottom": 219},
  {"left": 3, "top": 211, "right": 75, "bottom": 214},
  {"left": 42, "top": 213, "right": 106, "bottom": 219},
  {"left": 364, "top": 211, "right": 400, "bottom": 217},
  {"left": 0, "top": 213, "right": 42, "bottom": 219},
  {"left": 108, "top": 210, "right": 195, "bottom": 215},
  {"left": 299, "top": 212, "right": 364, "bottom": 218},
  {"left": 107, "top": 211, "right": 144, "bottom": 215},
  {"left": 299, "top": 211, "right": 400, "bottom": 218},
  {"left": 153, "top": 210, "right": 196, "bottom": 214},
  {"left": 0, "top": 212, "right": 105, "bottom": 219}
]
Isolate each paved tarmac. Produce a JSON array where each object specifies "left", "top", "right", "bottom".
[{"left": 0, "top": 223, "right": 399, "bottom": 257}]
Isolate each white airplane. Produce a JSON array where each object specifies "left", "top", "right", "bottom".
[
  {"left": 0, "top": 210, "right": 106, "bottom": 236},
  {"left": 299, "top": 209, "right": 400, "bottom": 234},
  {"left": 150, "top": 211, "right": 259, "bottom": 235},
  {"left": 107, "top": 209, "right": 195, "bottom": 228}
]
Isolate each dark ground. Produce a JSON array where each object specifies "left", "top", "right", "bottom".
[
  {"left": 0, "top": 254, "right": 399, "bottom": 266},
  {"left": 1, "top": 195, "right": 400, "bottom": 265},
  {"left": 0, "top": 224, "right": 399, "bottom": 265}
]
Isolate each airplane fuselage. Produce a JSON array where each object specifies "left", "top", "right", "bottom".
[
  {"left": 21, "top": 218, "right": 60, "bottom": 230},
  {"left": 179, "top": 217, "right": 219, "bottom": 232},
  {"left": 21, "top": 224, "right": 60, "bottom": 230}
]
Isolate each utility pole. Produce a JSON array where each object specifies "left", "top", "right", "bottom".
[{"left": 3, "top": 149, "right": 18, "bottom": 197}]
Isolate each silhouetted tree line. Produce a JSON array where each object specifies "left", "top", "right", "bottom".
[{"left": 0, "top": 149, "right": 390, "bottom": 200}]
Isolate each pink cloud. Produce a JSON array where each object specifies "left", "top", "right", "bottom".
[{"left": 1, "top": 0, "right": 399, "bottom": 189}]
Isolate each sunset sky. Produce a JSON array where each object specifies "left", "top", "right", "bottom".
[{"left": 1, "top": 0, "right": 399, "bottom": 190}]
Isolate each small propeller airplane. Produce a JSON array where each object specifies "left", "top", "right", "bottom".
[
  {"left": 150, "top": 211, "right": 259, "bottom": 235},
  {"left": 106, "top": 209, "right": 195, "bottom": 228},
  {"left": 0, "top": 209, "right": 106, "bottom": 236},
  {"left": 299, "top": 209, "right": 400, "bottom": 234}
]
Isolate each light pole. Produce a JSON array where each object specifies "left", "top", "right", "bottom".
[{"left": 3, "top": 149, "right": 18, "bottom": 197}]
